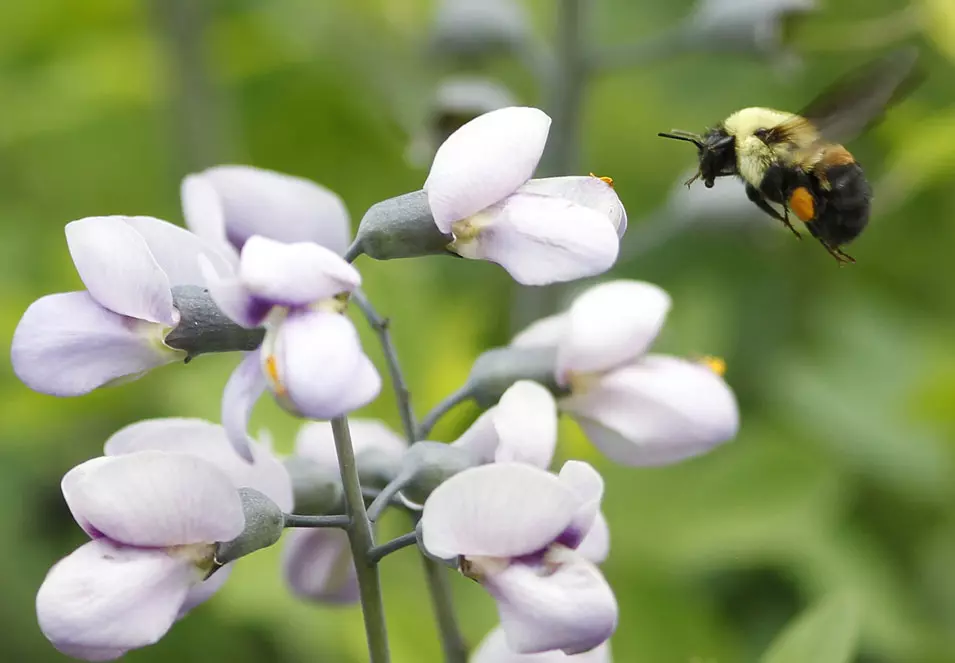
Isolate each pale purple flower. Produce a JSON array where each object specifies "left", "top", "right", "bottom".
[
  {"left": 202, "top": 235, "right": 381, "bottom": 460},
  {"left": 471, "top": 626, "right": 612, "bottom": 663},
  {"left": 181, "top": 165, "right": 351, "bottom": 259},
  {"left": 36, "top": 451, "right": 246, "bottom": 660},
  {"left": 421, "top": 461, "right": 616, "bottom": 655},
  {"left": 512, "top": 280, "right": 739, "bottom": 466},
  {"left": 11, "top": 216, "right": 233, "bottom": 397},
  {"left": 282, "top": 419, "right": 406, "bottom": 604},
  {"left": 424, "top": 106, "right": 625, "bottom": 285}
]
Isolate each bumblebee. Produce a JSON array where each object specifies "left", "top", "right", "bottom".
[{"left": 659, "top": 48, "right": 921, "bottom": 264}]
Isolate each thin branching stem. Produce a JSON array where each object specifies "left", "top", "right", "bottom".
[
  {"left": 367, "top": 471, "right": 414, "bottom": 523},
  {"left": 368, "top": 531, "right": 419, "bottom": 563},
  {"left": 417, "top": 385, "right": 474, "bottom": 441},
  {"left": 282, "top": 514, "right": 350, "bottom": 529},
  {"left": 422, "top": 556, "right": 469, "bottom": 662}
]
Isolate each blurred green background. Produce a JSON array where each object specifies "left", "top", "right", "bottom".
[{"left": 3, "top": 0, "right": 955, "bottom": 661}]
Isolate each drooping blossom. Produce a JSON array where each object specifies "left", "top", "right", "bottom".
[
  {"left": 11, "top": 216, "right": 233, "bottom": 397},
  {"left": 421, "top": 461, "right": 616, "bottom": 655},
  {"left": 471, "top": 626, "right": 612, "bottom": 663},
  {"left": 201, "top": 236, "right": 381, "bottom": 460},
  {"left": 423, "top": 106, "right": 626, "bottom": 285},
  {"left": 512, "top": 279, "right": 739, "bottom": 466},
  {"left": 36, "top": 451, "right": 248, "bottom": 660},
  {"left": 282, "top": 419, "right": 406, "bottom": 604},
  {"left": 181, "top": 165, "right": 352, "bottom": 259}
]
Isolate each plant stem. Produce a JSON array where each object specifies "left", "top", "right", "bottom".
[
  {"left": 331, "top": 416, "right": 390, "bottom": 662},
  {"left": 344, "top": 240, "right": 364, "bottom": 263},
  {"left": 282, "top": 514, "right": 350, "bottom": 529},
  {"left": 368, "top": 532, "right": 419, "bottom": 563},
  {"left": 353, "top": 289, "right": 417, "bottom": 443},
  {"left": 417, "top": 385, "right": 474, "bottom": 441},
  {"left": 422, "top": 556, "right": 469, "bottom": 662},
  {"left": 367, "top": 471, "right": 414, "bottom": 523}
]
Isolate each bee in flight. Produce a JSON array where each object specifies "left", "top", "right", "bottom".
[{"left": 658, "top": 47, "right": 921, "bottom": 264}]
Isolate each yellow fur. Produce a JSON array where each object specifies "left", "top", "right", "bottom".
[{"left": 723, "top": 107, "right": 797, "bottom": 188}]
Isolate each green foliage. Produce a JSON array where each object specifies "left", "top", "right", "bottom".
[{"left": 760, "top": 593, "right": 860, "bottom": 663}]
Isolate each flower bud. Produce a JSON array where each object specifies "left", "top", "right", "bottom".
[
  {"left": 399, "top": 441, "right": 481, "bottom": 506},
  {"left": 214, "top": 488, "right": 284, "bottom": 566},
  {"left": 164, "top": 285, "right": 266, "bottom": 359},
  {"left": 355, "top": 447, "right": 404, "bottom": 490},
  {"left": 466, "top": 345, "right": 564, "bottom": 407},
  {"left": 353, "top": 190, "right": 453, "bottom": 260},
  {"left": 428, "top": 0, "right": 530, "bottom": 60},
  {"left": 283, "top": 456, "right": 344, "bottom": 515}
]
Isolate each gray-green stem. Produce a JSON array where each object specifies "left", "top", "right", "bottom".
[
  {"left": 423, "top": 555, "right": 469, "bottom": 662},
  {"left": 417, "top": 385, "right": 475, "bottom": 441},
  {"left": 331, "top": 416, "right": 390, "bottom": 663},
  {"left": 369, "top": 532, "right": 419, "bottom": 563}
]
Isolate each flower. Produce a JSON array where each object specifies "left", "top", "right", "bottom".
[
  {"left": 181, "top": 165, "right": 352, "bottom": 259},
  {"left": 471, "top": 626, "right": 612, "bottom": 663},
  {"left": 202, "top": 235, "right": 381, "bottom": 460},
  {"left": 423, "top": 106, "right": 626, "bottom": 285},
  {"left": 36, "top": 451, "right": 248, "bottom": 660},
  {"left": 282, "top": 419, "right": 406, "bottom": 604},
  {"left": 421, "top": 461, "right": 615, "bottom": 655},
  {"left": 512, "top": 279, "right": 739, "bottom": 466},
  {"left": 11, "top": 216, "right": 233, "bottom": 397}
]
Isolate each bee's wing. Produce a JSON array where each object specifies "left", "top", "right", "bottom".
[{"left": 767, "top": 46, "right": 922, "bottom": 149}]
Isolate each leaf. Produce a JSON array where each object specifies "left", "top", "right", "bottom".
[{"left": 760, "top": 592, "right": 860, "bottom": 663}]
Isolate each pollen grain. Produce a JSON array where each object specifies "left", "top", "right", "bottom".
[{"left": 589, "top": 172, "right": 614, "bottom": 188}]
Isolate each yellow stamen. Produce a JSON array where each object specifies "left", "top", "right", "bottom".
[
  {"left": 699, "top": 355, "right": 727, "bottom": 377},
  {"left": 589, "top": 172, "right": 614, "bottom": 188},
  {"left": 264, "top": 354, "right": 288, "bottom": 396}
]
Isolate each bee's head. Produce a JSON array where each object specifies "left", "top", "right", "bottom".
[{"left": 658, "top": 127, "right": 737, "bottom": 188}]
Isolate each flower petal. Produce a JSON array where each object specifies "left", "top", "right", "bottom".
[
  {"left": 180, "top": 173, "right": 229, "bottom": 252},
  {"left": 556, "top": 461, "right": 604, "bottom": 551},
  {"left": 561, "top": 355, "right": 740, "bottom": 466},
  {"left": 557, "top": 280, "right": 671, "bottom": 382},
  {"left": 471, "top": 626, "right": 612, "bottom": 663},
  {"left": 451, "top": 409, "right": 500, "bottom": 463},
  {"left": 186, "top": 166, "right": 352, "bottom": 255},
  {"left": 487, "top": 548, "right": 617, "bottom": 655},
  {"left": 454, "top": 193, "right": 619, "bottom": 286},
  {"left": 295, "top": 418, "right": 406, "bottom": 469},
  {"left": 123, "top": 215, "right": 236, "bottom": 285},
  {"left": 492, "top": 381, "right": 558, "bottom": 469},
  {"left": 62, "top": 451, "right": 245, "bottom": 546},
  {"left": 178, "top": 564, "right": 233, "bottom": 618},
  {"left": 425, "top": 107, "right": 551, "bottom": 232},
  {"left": 65, "top": 217, "right": 176, "bottom": 325},
  {"left": 518, "top": 177, "right": 627, "bottom": 238},
  {"left": 420, "top": 463, "right": 578, "bottom": 559},
  {"left": 11, "top": 292, "right": 183, "bottom": 397},
  {"left": 510, "top": 313, "right": 568, "bottom": 349},
  {"left": 575, "top": 512, "right": 609, "bottom": 565},
  {"left": 200, "top": 255, "right": 271, "bottom": 328},
  {"left": 36, "top": 540, "right": 197, "bottom": 658},
  {"left": 239, "top": 236, "right": 360, "bottom": 306},
  {"left": 275, "top": 311, "right": 381, "bottom": 419},
  {"left": 222, "top": 351, "right": 267, "bottom": 463},
  {"left": 104, "top": 417, "right": 293, "bottom": 512},
  {"left": 281, "top": 528, "right": 359, "bottom": 604}
]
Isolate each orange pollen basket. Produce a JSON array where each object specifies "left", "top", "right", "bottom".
[
  {"left": 265, "top": 354, "right": 287, "bottom": 396},
  {"left": 699, "top": 356, "right": 727, "bottom": 377}
]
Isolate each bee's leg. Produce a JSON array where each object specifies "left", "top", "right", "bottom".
[
  {"left": 818, "top": 239, "right": 855, "bottom": 265},
  {"left": 745, "top": 184, "right": 802, "bottom": 239}
]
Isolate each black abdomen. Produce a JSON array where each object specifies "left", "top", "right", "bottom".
[{"left": 809, "top": 163, "right": 872, "bottom": 247}]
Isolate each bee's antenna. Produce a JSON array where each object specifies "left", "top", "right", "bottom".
[{"left": 657, "top": 130, "right": 704, "bottom": 148}]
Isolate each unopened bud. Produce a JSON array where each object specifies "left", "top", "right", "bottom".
[
  {"left": 215, "top": 488, "right": 284, "bottom": 565},
  {"left": 429, "top": 0, "right": 530, "bottom": 60},
  {"left": 400, "top": 441, "right": 480, "bottom": 506},
  {"left": 283, "top": 456, "right": 344, "bottom": 515},
  {"left": 354, "top": 190, "right": 453, "bottom": 260},
  {"left": 355, "top": 448, "right": 404, "bottom": 490},
  {"left": 466, "top": 345, "right": 564, "bottom": 407}
]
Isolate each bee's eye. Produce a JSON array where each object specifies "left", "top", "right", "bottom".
[{"left": 754, "top": 128, "right": 770, "bottom": 141}]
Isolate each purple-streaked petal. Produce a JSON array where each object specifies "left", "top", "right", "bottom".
[
  {"left": 65, "top": 217, "right": 176, "bottom": 325},
  {"left": 222, "top": 352, "right": 267, "bottom": 463},
  {"left": 199, "top": 255, "right": 271, "bottom": 329},
  {"left": 104, "top": 418, "right": 293, "bottom": 512},
  {"left": 511, "top": 313, "right": 568, "bottom": 349},
  {"left": 493, "top": 381, "right": 557, "bottom": 469},
  {"left": 561, "top": 355, "right": 740, "bottom": 466},
  {"left": 123, "top": 215, "right": 236, "bottom": 285},
  {"left": 558, "top": 280, "right": 671, "bottom": 383},
  {"left": 425, "top": 107, "right": 551, "bottom": 232},
  {"left": 453, "top": 193, "right": 619, "bottom": 286},
  {"left": 295, "top": 418, "right": 406, "bottom": 470},
  {"left": 556, "top": 461, "right": 604, "bottom": 551},
  {"left": 178, "top": 564, "right": 233, "bottom": 618},
  {"left": 273, "top": 311, "right": 381, "bottom": 419},
  {"left": 36, "top": 540, "right": 198, "bottom": 658},
  {"left": 185, "top": 166, "right": 352, "bottom": 255},
  {"left": 575, "top": 512, "right": 609, "bottom": 565},
  {"left": 518, "top": 177, "right": 627, "bottom": 238},
  {"left": 239, "top": 236, "right": 360, "bottom": 306},
  {"left": 281, "top": 529, "right": 359, "bottom": 604},
  {"left": 11, "top": 292, "right": 183, "bottom": 397},
  {"left": 486, "top": 547, "right": 617, "bottom": 655},
  {"left": 420, "top": 463, "right": 578, "bottom": 559},
  {"left": 471, "top": 626, "right": 612, "bottom": 663},
  {"left": 62, "top": 451, "right": 244, "bottom": 547}
]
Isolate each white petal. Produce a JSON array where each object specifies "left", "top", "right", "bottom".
[
  {"left": 556, "top": 461, "right": 604, "bottom": 551},
  {"left": 281, "top": 529, "right": 359, "bottom": 604},
  {"left": 518, "top": 177, "right": 627, "bottom": 238},
  {"left": 239, "top": 236, "right": 360, "bottom": 306},
  {"left": 180, "top": 173, "right": 228, "bottom": 247},
  {"left": 420, "top": 463, "right": 578, "bottom": 559},
  {"left": 62, "top": 451, "right": 245, "bottom": 546},
  {"left": 561, "top": 355, "right": 739, "bottom": 466},
  {"left": 36, "top": 540, "right": 198, "bottom": 657},
  {"left": 575, "top": 512, "right": 609, "bottom": 565},
  {"left": 471, "top": 626, "right": 612, "bottom": 663},
  {"left": 454, "top": 193, "right": 619, "bottom": 286},
  {"left": 65, "top": 217, "right": 176, "bottom": 325},
  {"left": 123, "top": 215, "right": 236, "bottom": 286},
  {"left": 510, "top": 313, "right": 568, "bottom": 349},
  {"left": 11, "top": 292, "right": 182, "bottom": 397},
  {"left": 189, "top": 166, "right": 352, "bottom": 255},
  {"left": 221, "top": 352, "right": 267, "bottom": 463},
  {"left": 451, "top": 408, "right": 501, "bottom": 464},
  {"left": 294, "top": 418, "right": 406, "bottom": 470},
  {"left": 488, "top": 548, "right": 617, "bottom": 655},
  {"left": 493, "top": 381, "right": 558, "bottom": 469},
  {"left": 178, "top": 564, "right": 233, "bottom": 618},
  {"left": 425, "top": 107, "right": 551, "bottom": 232},
  {"left": 104, "top": 417, "right": 293, "bottom": 513},
  {"left": 557, "top": 280, "right": 671, "bottom": 382},
  {"left": 200, "top": 255, "right": 271, "bottom": 328}
]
